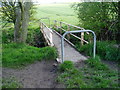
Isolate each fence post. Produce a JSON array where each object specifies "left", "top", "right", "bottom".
[
  {"left": 60, "top": 22, "right": 62, "bottom": 34},
  {"left": 81, "top": 32, "right": 84, "bottom": 45},
  {"left": 54, "top": 20, "right": 57, "bottom": 29},
  {"left": 67, "top": 25, "right": 70, "bottom": 40}
]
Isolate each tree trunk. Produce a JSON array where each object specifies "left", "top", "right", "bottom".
[
  {"left": 20, "top": 2, "right": 32, "bottom": 43},
  {"left": 14, "top": 4, "right": 21, "bottom": 42},
  {"left": 14, "top": 1, "right": 32, "bottom": 43}
]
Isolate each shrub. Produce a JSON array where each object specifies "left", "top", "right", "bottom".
[
  {"left": 27, "top": 27, "right": 46, "bottom": 47},
  {"left": 2, "top": 28, "right": 14, "bottom": 43},
  {"left": 76, "top": 41, "right": 120, "bottom": 61}
]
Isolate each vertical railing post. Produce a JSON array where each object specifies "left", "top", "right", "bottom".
[{"left": 61, "top": 30, "right": 96, "bottom": 63}]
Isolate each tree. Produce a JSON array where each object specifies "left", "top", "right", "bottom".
[
  {"left": 72, "top": 2, "right": 119, "bottom": 42},
  {"left": 1, "top": 0, "right": 33, "bottom": 43}
]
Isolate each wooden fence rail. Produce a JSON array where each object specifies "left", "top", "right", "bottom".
[{"left": 54, "top": 20, "right": 89, "bottom": 45}]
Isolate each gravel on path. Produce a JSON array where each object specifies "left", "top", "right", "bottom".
[{"left": 2, "top": 60, "right": 64, "bottom": 88}]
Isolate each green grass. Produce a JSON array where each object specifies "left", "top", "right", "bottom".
[
  {"left": 2, "top": 43, "right": 57, "bottom": 68},
  {"left": 58, "top": 61, "right": 74, "bottom": 72},
  {"left": 34, "top": 3, "right": 79, "bottom": 25},
  {"left": 2, "top": 77, "right": 22, "bottom": 88},
  {"left": 57, "top": 57, "right": 119, "bottom": 88},
  {"left": 76, "top": 41, "right": 120, "bottom": 61}
]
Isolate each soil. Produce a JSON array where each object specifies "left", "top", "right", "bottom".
[
  {"left": 2, "top": 60, "right": 65, "bottom": 88},
  {"left": 101, "top": 60, "right": 119, "bottom": 71},
  {"left": 75, "top": 59, "right": 119, "bottom": 72}
]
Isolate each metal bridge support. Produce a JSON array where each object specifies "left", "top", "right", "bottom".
[{"left": 61, "top": 30, "right": 96, "bottom": 63}]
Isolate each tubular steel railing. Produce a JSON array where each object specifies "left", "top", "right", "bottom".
[
  {"left": 61, "top": 30, "right": 96, "bottom": 63},
  {"left": 39, "top": 18, "right": 96, "bottom": 63},
  {"left": 53, "top": 20, "right": 90, "bottom": 45}
]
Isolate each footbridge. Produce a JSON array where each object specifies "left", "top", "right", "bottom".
[{"left": 40, "top": 17, "right": 96, "bottom": 63}]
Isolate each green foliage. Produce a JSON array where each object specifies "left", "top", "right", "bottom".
[
  {"left": 86, "top": 56, "right": 109, "bottom": 70},
  {"left": 72, "top": 2, "right": 119, "bottom": 42},
  {"left": 57, "top": 57, "right": 119, "bottom": 88},
  {"left": 2, "top": 26, "right": 46, "bottom": 47},
  {"left": 76, "top": 41, "right": 120, "bottom": 61},
  {"left": 59, "top": 61, "right": 74, "bottom": 72},
  {"left": 2, "top": 28, "right": 14, "bottom": 43},
  {"left": 76, "top": 42, "right": 93, "bottom": 56},
  {"left": 2, "top": 77, "right": 22, "bottom": 88},
  {"left": 2, "top": 43, "right": 57, "bottom": 68},
  {"left": 27, "top": 27, "right": 46, "bottom": 47}
]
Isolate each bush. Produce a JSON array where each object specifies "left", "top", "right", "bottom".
[
  {"left": 59, "top": 61, "right": 74, "bottom": 72},
  {"left": 76, "top": 42, "right": 93, "bottom": 56},
  {"left": 2, "top": 43, "right": 57, "bottom": 68},
  {"left": 27, "top": 27, "right": 46, "bottom": 47},
  {"left": 2, "top": 28, "right": 14, "bottom": 43},
  {"left": 76, "top": 41, "right": 120, "bottom": 61},
  {"left": 2, "top": 26, "right": 46, "bottom": 47},
  {"left": 72, "top": 2, "right": 119, "bottom": 42}
]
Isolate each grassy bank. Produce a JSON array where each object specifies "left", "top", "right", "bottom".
[
  {"left": 57, "top": 57, "right": 119, "bottom": 88},
  {"left": 2, "top": 43, "right": 57, "bottom": 68}
]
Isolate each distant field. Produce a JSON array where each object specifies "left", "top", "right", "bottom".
[{"left": 34, "top": 3, "right": 79, "bottom": 25}]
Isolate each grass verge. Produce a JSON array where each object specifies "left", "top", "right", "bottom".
[
  {"left": 57, "top": 57, "right": 119, "bottom": 88},
  {"left": 2, "top": 43, "right": 57, "bottom": 68},
  {"left": 2, "top": 77, "right": 22, "bottom": 88}
]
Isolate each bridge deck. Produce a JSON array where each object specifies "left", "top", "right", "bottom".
[{"left": 43, "top": 27, "right": 87, "bottom": 63}]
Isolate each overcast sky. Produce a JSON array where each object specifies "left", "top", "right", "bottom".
[
  {"left": 32, "top": 0, "right": 80, "bottom": 4},
  {"left": 32, "top": 0, "right": 119, "bottom": 4}
]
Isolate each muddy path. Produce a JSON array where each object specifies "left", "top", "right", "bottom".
[{"left": 2, "top": 60, "right": 64, "bottom": 88}]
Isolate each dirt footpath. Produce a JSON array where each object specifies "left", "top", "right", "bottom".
[{"left": 2, "top": 60, "right": 64, "bottom": 88}]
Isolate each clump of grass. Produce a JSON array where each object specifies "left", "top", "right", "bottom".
[
  {"left": 58, "top": 61, "right": 74, "bottom": 72},
  {"left": 2, "top": 77, "right": 22, "bottom": 88},
  {"left": 2, "top": 43, "right": 57, "bottom": 68},
  {"left": 57, "top": 57, "right": 119, "bottom": 88},
  {"left": 86, "top": 56, "right": 109, "bottom": 70}
]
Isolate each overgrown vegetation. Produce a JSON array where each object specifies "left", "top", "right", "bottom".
[
  {"left": 57, "top": 57, "right": 119, "bottom": 88},
  {"left": 72, "top": 2, "right": 120, "bottom": 43},
  {"left": 27, "top": 27, "right": 47, "bottom": 47},
  {"left": 76, "top": 41, "right": 120, "bottom": 61},
  {"left": 2, "top": 26, "right": 47, "bottom": 47},
  {"left": 2, "top": 43, "right": 57, "bottom": 68}
]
